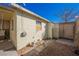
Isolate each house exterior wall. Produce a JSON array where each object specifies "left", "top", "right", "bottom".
[{"left": 16, "top": 11, "right": 48, "bottom": 50}]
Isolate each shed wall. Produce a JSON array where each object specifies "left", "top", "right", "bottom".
[{"left": 16, "top": 12, "right": 47, "bottom": 50}]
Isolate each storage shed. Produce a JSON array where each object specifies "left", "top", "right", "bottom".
[{"left": 0, "top": 3, "right": 53, "bottom": 55}]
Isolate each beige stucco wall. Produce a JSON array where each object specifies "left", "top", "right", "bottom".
[{"left": 16, "top": 11, "right": 47, "bottom": 50}]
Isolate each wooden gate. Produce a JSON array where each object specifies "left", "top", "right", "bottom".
[{"left": 59, "top": 22, "right": 75, "bottom": 40}]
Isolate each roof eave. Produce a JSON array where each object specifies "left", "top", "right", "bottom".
[{"left": 11, "top": 3, "right": 51, "bottom": 23}]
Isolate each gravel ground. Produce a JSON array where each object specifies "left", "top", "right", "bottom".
[{"left": 24, "top": 40, "right": 77, "bottom": 56}]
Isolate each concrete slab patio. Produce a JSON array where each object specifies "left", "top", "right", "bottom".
[{"left": 0, "top": 40, "right": 18, "bottom": 56}]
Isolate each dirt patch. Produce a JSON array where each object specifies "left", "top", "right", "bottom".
[
  {"left": 24, "top": 40, "right": 77, "bottom": 56},
  {"left": 39, "top": 40, "right": 76, "bottom": 56}
]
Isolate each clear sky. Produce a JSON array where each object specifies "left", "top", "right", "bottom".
[{"left": 18, "top": 3, "right": 79, "bottom": 23}]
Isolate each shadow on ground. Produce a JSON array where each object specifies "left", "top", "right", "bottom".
[{"left": 0, "top": 40, "right": 16, "bottom": 51}]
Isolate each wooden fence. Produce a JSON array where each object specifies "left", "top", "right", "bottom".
[
  {"left": 53, "top": 22, "right": 75, "bottom": 40},
  {"left": 59, "top": 22, "right": 75, "bottom": 40}
]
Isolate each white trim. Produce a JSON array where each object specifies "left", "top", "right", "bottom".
[{"left": 11, "top": 3, "right": 51, "bottom": 23}]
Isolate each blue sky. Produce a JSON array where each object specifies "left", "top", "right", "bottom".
[{"left": 18, "top": 3, "right": 79, "bottom": 23}]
